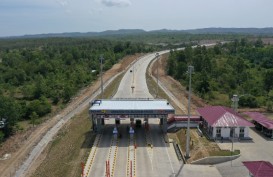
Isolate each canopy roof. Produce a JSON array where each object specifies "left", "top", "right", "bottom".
[
  {"left": 243, "top": 161, "right": 273, "bottom": 177},
  {"left": 244, "top": 112, "right": 273, "bottom": 130},
  {"left": 89, "top": 99, "right": 175, "bottom": 118},
  {"left": 197, "top": 106, "right": 254, "bottom": 127}
]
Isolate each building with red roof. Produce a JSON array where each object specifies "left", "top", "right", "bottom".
[
  {"left": 244, "top": 112, "right": 273, "bottom": 139},
  {"left": 197, "top": 106, "right": 254, "bottom": 139},
  {"left": 243, "top": 161, "right": 273, "bottom": 177}
]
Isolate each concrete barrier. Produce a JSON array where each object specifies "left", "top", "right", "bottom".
[{"left": 191, "top": 154, "right": 240, "bottom": 165}]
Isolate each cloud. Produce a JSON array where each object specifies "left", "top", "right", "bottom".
[
  {"left": 101, "top": 0, "right": 131, "bottom": 7},
  {"left": 56, "top": 0, "right": 69, "bottom": 7}
]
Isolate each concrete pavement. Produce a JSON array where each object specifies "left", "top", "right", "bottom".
[
  {"left": 179, "top": 165, "right": 222, "bottom": 177},
  {"left": 216, "top": 128, "right": 273, "bottom": 177}
]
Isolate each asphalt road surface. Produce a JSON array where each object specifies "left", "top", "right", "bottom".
[{"left": 88, "top": 52, "right": 183, "bottom": 177}]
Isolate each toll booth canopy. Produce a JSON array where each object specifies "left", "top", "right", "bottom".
[{"left": 89, "top": 99, "right": 175, "bottom": 118}]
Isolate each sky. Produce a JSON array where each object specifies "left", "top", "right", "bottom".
[{"left": 0, "top": 0, "right": 273, "bottom": 37}]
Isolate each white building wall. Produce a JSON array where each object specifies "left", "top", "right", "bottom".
[
  {"left": 244, "top": 127, "right": 249, "bottom": 138},
  {"left": 213, "top": 127, "right": 216, "bottom": 137},
  {"left": 210, "top": 126, "right": 251, "bottom": 138},
  {"left": 221, "top": 128, "right": 230, "bottom": 138}
]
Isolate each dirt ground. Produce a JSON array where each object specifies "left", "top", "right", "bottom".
[
  {"left": 0, "top": 54, "right": 142, "bottom": 177},
  {"left": 151, "top": 53, "right": 207, "bottom": 114}
]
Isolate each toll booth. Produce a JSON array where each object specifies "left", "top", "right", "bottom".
[
  {"left": 129, "top": 127, "right": 134, "bottom": 138},
  {"left": 113, "top": 127, "right": 118, "bottom": 139},
  {"left": 89, "top": 99, "right": 175, "bottom": 133}
]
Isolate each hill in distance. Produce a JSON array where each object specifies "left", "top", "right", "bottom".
[{"left": 2, "top": 27, "right": 273, "bottom": 39}]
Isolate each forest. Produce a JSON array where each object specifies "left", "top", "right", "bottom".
[
  {"left": 0, "top": 38, "right": 157, "bottom": 141},
  {"left": 167, "top": 38, "right": 273, "bottom": 110}
]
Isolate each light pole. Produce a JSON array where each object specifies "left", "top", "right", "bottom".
[
  {"left": 155, "top": 52, "right": 159, "bottom": 98},
  {"left": 186, "top": 65, "right": 194, "bottom": 159},
  {"left": 100, "top": 55, "right": 104, "bottom": 99},
  {"left": 230, "top": 94, "right": 239, "bottom": 166}
]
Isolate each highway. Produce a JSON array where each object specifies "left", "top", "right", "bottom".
[
  {"left": 14, "top": 44, "right": 217, "bottom": 177},
  {"left": 114, "top": 54, "right": 154, "bottom": 98},
  {"left": 85, "top": 44, "right": 218, "bottom": 177},
  {"left": 86, "top": 51, "right": 182, "bottom": 177}
]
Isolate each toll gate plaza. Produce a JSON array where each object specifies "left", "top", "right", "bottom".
[{"left": 89, "top": 99, "right": 175, "bottom": 133}]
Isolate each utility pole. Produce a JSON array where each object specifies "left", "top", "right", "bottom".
[
  {"left": 155, "top": 52, "right": 159, "bottom": 98},
  {"left": 100, "top": 55, "right": 104, "bottom": 99},
  {"left": 186, "top": 65, "right": 194, "bottom": 158}
]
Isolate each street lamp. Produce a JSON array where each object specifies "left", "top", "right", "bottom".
[
  {"left": 131, "top": 63, "right": 135, "bottom": 94},
  {"left": 230, "top": 94, "right": 240, "bottom": 166},
  {"left": 100, "top": 55, "right": 104, "bottom": 99},
  {"left": 186, "top": 65, "right": 194, "bottom": 159},
  {"left": 155, "top": 52, "right": 159, "bottom": 98}
]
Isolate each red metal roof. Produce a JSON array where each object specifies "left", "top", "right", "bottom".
[
  {"left": 167, "top": 115, "right": 200, "bottom": 124},
  {"left": 244, "top": 112, "right": 273, "bottom": 130},
  {"left": 197, "top": 106, "right": 254, "bottom": 127},
  {"left": 243, "top": 161, "right": 273, "bottom": 177}
]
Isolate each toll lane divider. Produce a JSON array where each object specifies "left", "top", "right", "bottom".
[
  {"left": 127, "top": 135, "right": 136, "bottom": 177},
  {"left": 106, "top": 136, "right": 119, "bottom": 177},
  {"left": 84, "top": 133, "right": 103, "bottom": 177}
]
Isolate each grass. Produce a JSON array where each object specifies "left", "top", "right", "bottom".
[
  {"left": 31, "top": 107, "right": 94, "bottom": 177},
  {"left": 173, "top": 128, "right": 240, "bottom": 162},
  {"left": 16, "top": 120, "right": 31, "bottom": 131},
  {"left": 207, "top": 91, "right": 230, "bottom": 106},
  {"left": 146, "top": 67, "right": 183, "bottom": 113},
  {"left": 31, "top": 73, "right": 125, "bottom": 177},
  {"left": 210, "top": 149, "right": 240, "bottom": 156},
  {"left": 146, "top": 72, "right": 169, "bottom": 99},
  {"left": 97, "top": 73, "right": 124, "bottom": 99}
]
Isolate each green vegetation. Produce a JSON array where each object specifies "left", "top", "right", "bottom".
[
  {"left": 0, "top": 38, "right": 155, "bottom": 141},
  {"left": 170, "top": 129, "right": 240, "bottom": 162},
  {"left": 167, "top": 38, "right": 273, "bottom": 108},
  {"left": 31, "top": 63, "right": 125, "bottom": 177},
  {"left": 210, "top": 149, "right": 240, "bottom": 156},
  {"left": 31, "top": 107, "right": 94, "bottom": 177}
]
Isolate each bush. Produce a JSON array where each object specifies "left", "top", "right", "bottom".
[
  {"left": 0, "top": 131, "right": 4, "bottom": 143},
  {"left": 239, "top": 95, "right": 258, "bottom": 108},
  {"left": 267, "top": 101, "right": 273, "bottom": 112}
]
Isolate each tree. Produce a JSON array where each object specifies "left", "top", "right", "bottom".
[
  {"left": 0, "top": 131, "right": 4, "bottom": 143},
  {"left": 194, "top": 72, "right": 210, "bottom": 98},
  {"left": 30, "top": 112, "right": 38, "bottom": 127},
  {"left": 264, "top": 69, "right": 273, "bottom": 91},
  {"left": 0, "top": 96, "right": 21, "bottom": 137},
  {"left": 266, "top": 101, "right": 273, "bottom": 112},
  {"left": 255, "top": 38, "right": 264, "bottom": 48},
  {"left": 167, "top": 57, "right": 176, "bottom": 76},
  {"left": 269, "top": 89, "right": 273, "bottom": 100},
  {"left": 239, "top": 95, "right": 258, "bottom": 108}
]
